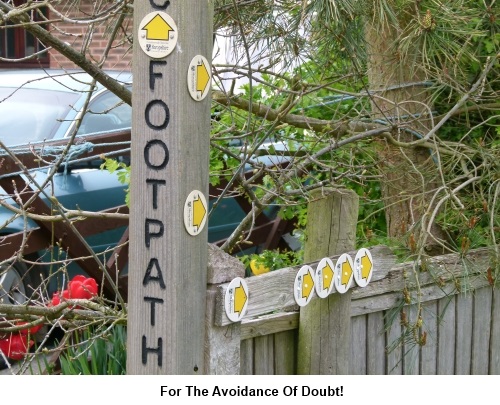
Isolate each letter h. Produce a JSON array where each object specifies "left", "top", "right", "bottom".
[{"left": 142, "top": 335, "right": 163, "bottom": 367}]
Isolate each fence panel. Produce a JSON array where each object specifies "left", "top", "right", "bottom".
[
  {"left": 471, "top": 287, "right": 493, "bottom": 374},
  {"left": 366, "top": 312, "right": 386, "bottom": 374},
  {"left": 420, "top": 301, "right": 438, "bottom": 374},
  {"left": 437, "top": 296, "right": 456, "bottom": 374},
  {"left": 491, "top": 289, "right": 500, "bottom": 374},
  {"left": 223, "top": 245, "right": 498, "bottom": 375}
]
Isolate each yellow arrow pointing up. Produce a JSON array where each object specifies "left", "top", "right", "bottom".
[
  {"left": 361, "top": 253, "right": 372, "bottom": 280},
  {"left": 196, "top": 61, "right": 210, "bottom": 94},
  {"left": 321, "top": 262, "right": 334, "bottom": 291},
  {"left": 341, "top": 259, "right": 353, "bottom": 286},
  {"left": 142, "top": 14, "right": 174, "bottom": 40},
  {"left": 302, "top": 271, "right": 314, "bottom": 300},
  {"left": 234, "top": 282, "right": 247, "bottom": 314},
  {"left": 193, "top": 195, "right": 206, "bottom": 228}
]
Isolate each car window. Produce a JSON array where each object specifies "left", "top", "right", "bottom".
[
  {"left": 77, "top": 90, "right": 132, "bottom": 136},
  {"left": 0, "top": 88, "right": 79, "bottom": 146}
]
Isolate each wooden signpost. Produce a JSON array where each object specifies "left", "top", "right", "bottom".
[{"left": 127, "top": 0, "right": 213, "bottom": 374}]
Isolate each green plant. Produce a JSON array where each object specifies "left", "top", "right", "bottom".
[
  {"left": 59, "top": 324, "right": 127, "bottom": 375},
  {"left": 100, "top": 157, "right": 131, "bottom": 207}
]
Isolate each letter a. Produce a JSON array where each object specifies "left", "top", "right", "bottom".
[{"left": 143, "top": 258, "right": 166, "bottom": 289}]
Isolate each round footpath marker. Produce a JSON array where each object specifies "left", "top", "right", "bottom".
[
  {"left": 183, "top": 190, "right": 208, "bottom": 236},
  {"left": 294, "top": 265, "right": 315, "bottom": 307},
  {"left": 187, "top": 55, "right": 211, "bottom": 101},
  {"left": 138, "top": 11, "right": 178, "bottom": 59},
  {"left": 334, "top": 253, "right": 354, "bottom": 294},
  {"left": 315, "top": 257, "right": 336, "bottom": 298},
  {"left": 224, "top": 277, "right": 249, "bottom": 322},
  {"left": 354, "top": 248, "right": 374, "bottom": 287}
]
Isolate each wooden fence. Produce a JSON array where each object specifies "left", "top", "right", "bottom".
[
  {"left": 205, "top": 189, "right": 500, "bottom": 375},
  {"left": 207, "top": 244, "right": 499, "bottom": 375}
]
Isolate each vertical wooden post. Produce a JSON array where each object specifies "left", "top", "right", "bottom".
[
  {"left": 127, "top": 1, "right": 214, "bottom": 374},
  {"left": 297, "top": 188, "right": 359, "bottom": 374},
  {"left": 204, "top": 244, "right": 245, "bottom": 374}
]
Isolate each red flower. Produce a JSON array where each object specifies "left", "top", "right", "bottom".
[
  {"left": 51, "top": 292, "right": 61, "bottom": 306},
  {"left": 0, "top": 334, "right": 34, "bottom": 360},
  {"left": 68, "top": 276, "right": 98, "bottom": 299},
  {"left": 50, "top": 276, "right": 98, "bottom": 305},
  {"left": 51, "top": 289, "right": 69, "bottom": 306},
  {"left": 16, "top": 321, "right": 42, "bottom": 336}
]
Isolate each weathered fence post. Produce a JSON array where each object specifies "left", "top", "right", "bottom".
[
  {"left": 297, "top": 188, "right": 359, "bottom": 374},
  {"left": 127, "top": 1, "right": 214, "bottom": 374},
  {"left": 204, "top": 244, "right": 245, "bottom": 374}
]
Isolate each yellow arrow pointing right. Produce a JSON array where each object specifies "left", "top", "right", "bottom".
[
  {"left": 302, "top": 271, "right": 314, "bottom": 300},
  {"left": 196, "top": 61, "right": 210, "bottom": 94},
  {"left": 234, "top": 283, "right": 247, "bottom": 314},
  {"left": 361, "top": 253, "right": 372, "bottom": 280},
  {"left": 192, "top": 195, "right": 206, "bottom": 228},
  {"left": 341, "top": 259, "right": 353, "bottom": 286},
  {"left": 322, "top": 262, "right": 334, "bottom": 291}
]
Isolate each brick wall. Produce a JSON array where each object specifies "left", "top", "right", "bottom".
[{"left": 49, "top": 1, "right": 132, "bottom": 71}]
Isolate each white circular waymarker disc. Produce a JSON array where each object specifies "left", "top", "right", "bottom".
[
  {"left": 224, "top": 277, "right": 249, "bottom": 322},
  {"left": 315, "top": 257, "right": 336, "bottom": 298},
  {"left": 354, "top": 248, "right": 374, "bottom": 287},
  {"left": 183, "top": 190, "right": 208, "bottom": 236},
  {"left": 294, "top": 265, "right": 315, "bottom": 307},
  {"left": 138, "top": 12, "right": 178, "bottom": 59},
  {"left": 187, "top": 55, "right": 211, "bottom": 101},
  {"left": 334, "top": 253, "right": 354, "bottom": 294}
]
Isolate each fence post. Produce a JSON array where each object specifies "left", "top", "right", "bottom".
[
  {"left": 204, "top": 244, "right": 245, "bottom": 374},
  {"left": 297, "top": 188, "right": 359, "bottom": 374},
  {"left": 127, "top": 1, "right": 214, "bottom": 374}
]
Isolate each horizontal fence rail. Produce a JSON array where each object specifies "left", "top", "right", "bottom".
[{"left": 207, "top": 243, "right": 499, "bottom": 374}]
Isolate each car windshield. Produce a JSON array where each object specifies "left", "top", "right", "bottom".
[{"left": 0, "top": 87, "right": 79, "bottom": 146}]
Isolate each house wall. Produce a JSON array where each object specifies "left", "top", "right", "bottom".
[{"left": 49, "top": 1, "right": 132, "bottom": 71}]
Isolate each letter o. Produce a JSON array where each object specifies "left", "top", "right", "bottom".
[
  {"left": 145, "top": 99, "right": 170, "bottom": 130},
  {"left": 144, "top": 139, "right": 169, "bottom": 170},
  {"left": 283, "top": 386, "right": 294, "bottom": 397}
]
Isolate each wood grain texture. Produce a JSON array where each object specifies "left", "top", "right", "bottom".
[
  {"left": 298, "top": 189, "right": 358, "bottom": 375},
  {"left": 127, "top": 0, "right": 213, "bottom": 374},
  {"left": 420, "top": 301, "right": 438, "bottom": 375},
  {"left": 204, "top": 287, "right": 241, "bottom": 374},
  {"left": 274, "top": 330, "right": 297, "bottom": 374},
  {"left": 214, "top": 245, "right": 395, "bottom": 326},
  {"left": 471, "top": 287, "right": 492, "bottom": 374},
  {"left": 490, "top": 288, "right": 500, "bottom": 374},
  {"left": 437, "top": 295, "right": 456, "bottom": 374},
  {"left": 366, "top": 311, "right": 386, "bottom": 374},
  {"left": 350, "top": 315, "right": 367, "bottom": 374},
  {"left": 455, "top": 293, "right": 473, "bottom": 374}
]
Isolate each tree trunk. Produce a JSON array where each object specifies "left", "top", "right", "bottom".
[{"left": 364, "top": 18, "right": 447, "bottom": 255}]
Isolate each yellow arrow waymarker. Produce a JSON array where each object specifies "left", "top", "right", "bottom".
[
  {"left": 302, "top": 271, "right": 314, "bottom": 300},
  {"left": 234, "top": 282, "right": 248, "bottom": 314},
  {"left": 192, "top": 195, "right": 206, "bottom": 228},
  {"left": 142, "top": 14, "right": 174, "bottom": 40},
  {"left": 322, "top": 262, "right": 334, "bottom": 291},
  {"left": 224, "top": 277, "right": 249, "bottom": 322},
  {"left": 184, "top": 190, "right": 208, "bottom": 236},
  {"left": 341, "top": 260, "right": 353, "bottom": 286},
  {"left": 188, "top": 55, "right": 211, "bottom": 101},
  {"left": 196, "top": 61, "right": 210, "bottom": 93},
  {"left": 361, "top": 253, "right": 372, "bottom": 280},
  {"left": 354, "top": 248, "right": 374, "bottom": 287}
]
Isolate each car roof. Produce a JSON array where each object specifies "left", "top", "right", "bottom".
[{"left": 0, "top": 68, "right": 132, "bottom": 93}]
